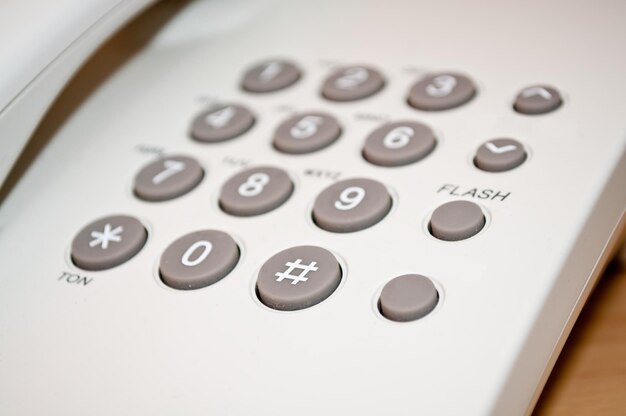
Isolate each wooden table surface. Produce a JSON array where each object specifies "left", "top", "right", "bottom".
[{"left": 533, "top": 247, "right": 626, "bottom": 415}]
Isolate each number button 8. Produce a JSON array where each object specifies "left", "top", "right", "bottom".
[
  {"left": 313, "top": 178, "right": 392, "bottom": 233},
  {"left": 220, "top": 166, "right": 293, "bottom": 216}
]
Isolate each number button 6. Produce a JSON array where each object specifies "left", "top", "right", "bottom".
[
  {"left": 313, "top": 178, "right": 392, "bottom": 233},
  {"left": 220, "top": 166, "right": 293, "bottom": 216}
]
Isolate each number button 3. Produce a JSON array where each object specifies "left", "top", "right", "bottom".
[
  {"left": 159, "top": 230, "right": 240, "bottom": 290},
  {"left": 220, "top": 166, "right": 294, "bottom": 216},
  {"left": 313, "top": 178, "right": 392, "bottom": 233},
  {"left": 134, "top": 155, "right": 204, "bottom": 202},
  {"left": 408, "top": 72, "right": 476, "bottom": 111}
]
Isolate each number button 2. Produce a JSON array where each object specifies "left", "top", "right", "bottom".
[
  {"left": 321, "top": 65, "right": 385, "bottom": 102},
  {"left": 220, "top": 166, "right": 293, "bottom": 216},
  {"left": 313, "top": 178, "right": 392, "bottom": 233},
  {"left": 134, "top": 155, "right": 204, "bottom": 202}
]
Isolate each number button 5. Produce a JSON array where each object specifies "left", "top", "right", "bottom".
[
  {"left": 220, "top": 166, "right": 294, "bottom": 216},
  {"left": 134, "top": 155, "right": 204, "bottom": 202},
  {"left": 313, "top": 178, "right": 392, "bottom": 233}
]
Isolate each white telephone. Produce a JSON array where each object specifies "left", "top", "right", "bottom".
[{"left": 1, "top": 0, "right": 625, "bottom": 414}]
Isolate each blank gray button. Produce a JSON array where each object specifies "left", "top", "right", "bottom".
[
  {"left": 408, "top": 72, "right": 476, "bottom": 111},
  {"left": 219, "top": 166, "right": 293, "bottom": 216},
  {"left": 474, "top": 138, "right": 526, "bottom": 172},
  {"left": 241, "top": 60, "right": 301, "bottom": 93},
  {"left": 513, "top": 85, "right": 562, "bottom": 115},
  {"left": 190, "top": 104, "right": 255, "bottom": 143},
  {"left": 160, "top": 230, "right": 239, "bottom": 290},
  {"left": 362, "top": 120, "right": 437, "bottom": 167},
  {"left": 71, "top": 215, "right": 147, "bottom": 271},
  {"left": 273, "top": 112, "right": 341, "bottom": 154},
  {"left": 321, "top": 66, "right": 385, "bottom": 102},
  {"left": 430, "top": 200, "right": 485, "bottom": 241},
  {"left": 379, "top": 274, "right": 439, "bottom": 322},
  {"left": 256, "top": 245, "right": 341, "bottom": 311},
  {"left": 313, "top": 178, "right": 391, "bottom": 233},
  {"left": 134, "top": 155, "right": 204, "bottom": 201}
]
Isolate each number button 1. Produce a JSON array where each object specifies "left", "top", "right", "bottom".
[
  {"left": 219, "top": 166, "right": 294, "bottom": 216},
  {"left": 313, "top": 178, "right": 392, "bottom": 233},
  {"left": 134, "top": 155, "right": 204, "bottom": 202},
  {"left": 159, "top": 230, "right": 240, "bottom": 290}
]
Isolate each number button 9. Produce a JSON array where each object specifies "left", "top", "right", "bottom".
[
  {"left": 220, "top": 166, "right": 293, "bottom": 216},
  {"left": 313, "top": 178, "right": 392, "bottom": 233}
]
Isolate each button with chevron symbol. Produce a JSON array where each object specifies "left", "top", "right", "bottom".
[{"left": 474, "top": 138, "right": 527, "bottom": 172}]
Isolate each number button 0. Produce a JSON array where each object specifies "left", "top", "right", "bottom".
[
  {"left": 362, "top": 121, "right": 437, "bottom": 167},
  {"left": 220, "top": 166, "right": 294, "bottom": 216},
  {"left": 134, "top": 155, "right": 204, "bottom": 202},
  {"left": 313, "top": 178, "right": 392, "bottom": 233},
  {"left": 273, "top": 112, "right": 341, "bottom": 154},
  {"left": 159, "top": 230, "right": 240, "bottom": 290},
  {"left": 408, "top": 72, "right": 476, "bottom": 111},
  {"left": 321, "top": 66, "right": 385, "bottom": 102}
]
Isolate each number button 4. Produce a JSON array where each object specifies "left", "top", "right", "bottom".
[
  {"left": 313, "top": 178, "right": 392, "bottom": 233},
  {"left": 220, "top": 166, "right": 294, "bottom": 216}
]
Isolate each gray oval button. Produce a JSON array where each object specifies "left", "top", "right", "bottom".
[
  {"left": 190, "top": 104, "right": 255, "bottom": 143},
  {"left": 313, "top": 178, "right": 391, "bottom": 233},
  {"left": 362, "top": 121, "right": 437, "bottom": 167},
  {"left": 256, "top": 245, "right": 342, "bottom": 311},
  {"left": 273, "top": 112, "right": 341, "bottom": 154},
  {"left": 321, "top": 66, "right": 385, "bottom": 102},
  {"left": 408, "top": 72, "right": 476, "bottom": 111},
  {"left": 474, "top": 138, "right": 526, "bottom": 172},
  {"left": 219, "top": 166, "right": 294, "bottom": 216},
  {"left": 160, "top": 230, "right": 239, "bottom": 290},
  {"left": 71, "top": 215, "right": 147, "bottom": 271},
  {"left": 241, "top": 60, "right": 301, "bottom": 93},
  {"left": 513, "top": 85, "right": 562, "bottom": 115},
  {"left": 134, "top": 155, "right": 204, "bottom": 201},
  {"left": 379, "top": 274, "right": 439, "bottom": 322},
  {"left": 430, "top": 200, "right": 485, "bottom": 241}
]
